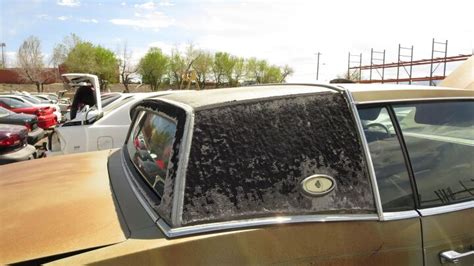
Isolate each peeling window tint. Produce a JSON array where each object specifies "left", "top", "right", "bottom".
[
  {"left": 358, "top": 107, "right": 415, "bottom": 211},
  {"left": 127, "top": 112, "right": 177, "bottom": 199},
  {"left": 394, "top": 101, "right": 474, "bottom": 207},
  {"left": 183, "top": 93, "right": 375, "bottom": 225}
]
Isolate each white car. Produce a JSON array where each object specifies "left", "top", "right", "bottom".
[
  {"left": 0, "top": 95, "right": 62, "bottom": 122},
  {"left": 47, "top": 73, "right": 186, "bottom": 156}
]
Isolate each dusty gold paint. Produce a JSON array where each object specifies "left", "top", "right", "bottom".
[
  {"left": 351, "top": 87, "right": 474, "bottom": 103},
  {"left": 51, "top": 219, "right": 423, "bottom": 265},
  {"left": 422, "top": 208, "right": 474, "bottom": 266},
  {"left": 0, "top": 150, "right": 127, "bottom": 265}
]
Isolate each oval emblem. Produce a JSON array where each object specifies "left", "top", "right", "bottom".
[{"left": 300, "top": 175, "right": 336, "bottom": 196}]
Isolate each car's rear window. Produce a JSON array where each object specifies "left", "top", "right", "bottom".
[
  {"left": 127, "top": 111, "right": 177, "bottom": 199},
  {"left": 183, "top": 92, "right": 375, "bottom": 225},
  {"left": 0, "top": 97, "right": 31, "bottom": 108}
]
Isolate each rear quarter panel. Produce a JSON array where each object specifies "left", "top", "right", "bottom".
[{"left": 51, "top": 219, "right": 423, "bottom": 266}]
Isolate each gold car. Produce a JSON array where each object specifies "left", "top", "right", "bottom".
[{"left": 1, "top": 84, "right": 473, "bottom": 265}]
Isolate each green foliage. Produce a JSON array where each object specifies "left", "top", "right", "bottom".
[
  {"left": 51, "top": 35, "right": 294, "bottom": 91},
  {"left": 168, "top": 49, "right": 185, "bottom": 89},
  {"left": 193, "top": 51, "right": 213, "bottom": 88},
  {"left": 138, "top": 47, "right": 169, "bottom": 91},
  {"left": 64, "top": 40, "right": 119, "bottom": 89}
]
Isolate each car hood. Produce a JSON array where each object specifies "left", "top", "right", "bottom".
[{"left": 0, "top": 150, "right": 128, "bottom": 265}]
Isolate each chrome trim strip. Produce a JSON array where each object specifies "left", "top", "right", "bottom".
[
  {"left": 120, "top": 149, "right": 160, "bottom": 222},
  {"left": 382, "top": 210, "right": 419, "bottom": 221},
  {"left": 157, "top": 214, "right": 379, "bottom": 238},
  {"left": 355, "top": 97, "right": 474, "bottom": 105},
  {"left": 341, "top": 88, "right": 384, "bottom": 220},
  {"left": 419, "top": 201, "right": 474, "bottom": 217},
  {"left": 154, "top": 98, "right": 195, "bottom": 228}
]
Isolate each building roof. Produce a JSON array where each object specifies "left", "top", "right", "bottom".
[{"left": 154, "top": 83, "right": 474, "bottom": 109}]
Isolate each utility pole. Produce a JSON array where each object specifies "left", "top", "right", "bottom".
[
  {"left": 315, "top": 52, "right": 321, "bottom": 80},
  {"left": 0, "top": 43, "right": 5, "bottom": 68}
]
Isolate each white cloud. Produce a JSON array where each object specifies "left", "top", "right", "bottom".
[
  {"left": 134, "top": 1, "right": 156, "bottom": 10},
  {"left": 134, "top": 1, "right": 173, "bottom": 10},
  {"left": 57, "top": 16, "right": 71, "bottom": 21},
  {"left": 159, "top": 1, "right": 174, "bottom": 7},
  {"left": 57, "top": 0, "right": 80, "bottom": 7},
  {"left": 110, "top": 12, "right": 174, "bottom": 30},
  {"left": 121, "top": 2, "right": 126, "bottom": 6},
  {"left": 110, "top": 1, "right": 174, "bottom": 31},
  {"left": 79, "top": 18, "right": 98, "bottom": 23}
]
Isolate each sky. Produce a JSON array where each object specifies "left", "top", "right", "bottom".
[{"left": 0, "top": 0, "right": 473, "bottom": 83}]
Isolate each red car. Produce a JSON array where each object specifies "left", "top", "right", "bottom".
[
  {"left": 0, "top": 97, "right": 57, "bottom": 129},
  {"left": 0, "top": 124, "right": 37, "bottom": 164}
]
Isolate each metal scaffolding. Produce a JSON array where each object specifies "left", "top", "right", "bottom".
[
  {"left": 348, "top": 39, "right": 472, "bottom": 85},
  {"left": 369, "top": 49, "right": 386, "bottom": 83},
  {"left": 347, "top": 52, "right": 362, "bottom": 81},
  {"left": 396, "top": 44, "right": 414, "bottom": 84}
]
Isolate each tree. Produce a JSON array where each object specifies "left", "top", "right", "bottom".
[
  {"left": 51, "top": 33, "right": 81, "bottom": 67},
  {"left": 118, "top": 42, "right": 136, "bottom": 92},
  {"left": 336, "top": 70, "right": 361, "bottom": 82},
  {"left": 262, "top": 65, "right": 282, "bottom": 83},
  {"left": 280, "top": 65, "right": 294, "bottom": 83},
  {"left": 193, "top": 51, "right": 213, "bottom": 89},
  {"left": 16, "top": 36, "right": 49, "bottom": 92},
  {"left": 168, "top": 48, "right": 185, "bottom": 89},
  {"left": 178, "top": 43, "right": 200, "bottom": 89},
  {"left": 232, "top": 57, "right": 245, "bottom": 86},
  {"left": 64, "top": 41, "right": 119, "bottom": 90},
  {"left": 213, "top": 52, "right": 235, "bottom": 87},
  {"left": 138, "top": 48, "right": 169, "bottom": 91},
  {"left": 245, "top": 57, "right": 258, "bottom": 83}
]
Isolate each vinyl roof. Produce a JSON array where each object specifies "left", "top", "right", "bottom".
[
  {"left": 153, "top": 83, "right": 474, "bottom": 109},
  {"left": 154, "top": 84, "right": 337, "bottom": 109}
]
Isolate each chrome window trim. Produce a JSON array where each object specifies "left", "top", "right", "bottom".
[
  {"left": 153, "top": 98, "right": 195, "bottom": 228},
  {"left": 120, "top": 148, "right": 160, "bottom": 222},
  {"left": 419, "top": 201, "right": 474, "bottom": 217},
  {"left": 340, "top": 88, "right": 384, "bottom": 220},
  {"left": 382, "top": 210, "right": 419, "bottom": 221},
  {"left": 355, "top": 96, "right": 474, "bottom": 105},
  {"left": 156, "top": 213, "right": 379, "bottom": 238}
]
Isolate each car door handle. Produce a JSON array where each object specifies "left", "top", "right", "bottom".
[{"left": 440, "top": 249, "right": 474, "bottom": 264}]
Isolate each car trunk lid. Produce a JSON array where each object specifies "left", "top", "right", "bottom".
[{"left": 0, "top": 150, "right": 128, "bottom": 264}]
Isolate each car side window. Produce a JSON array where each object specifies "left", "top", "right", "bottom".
[
  {"left": 127, "top": 111, "right": 177, "bottom": 199},
  {"left": 358, "top": 107, "right": 415, "bottom": 211},
  {"left": 393, "top": 101, "right": 474, "bottom": 208}
]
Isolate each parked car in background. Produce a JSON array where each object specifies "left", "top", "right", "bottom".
[
  {"left": 33, "top": 94, "right": 58, "bottom": 104},
  {"left": 0, "top": 84, "right": 472, "bottom": 265},
  {"left": 47, "top": 91, "right": 183, "bottom": 156},
  {"left": 0, "top": 97, "right": 57, "bottom": 129},
  {"left": 0, "top": 124, "right": 36, "bottom": 165},
  {"left": 0, "top": 95, "right": 62, "bottom": 122},
  {"left": 0, "top": 107, "right": 44, "bottom": 145},
  {"left": 61, "top": 73, "right": 102, "bottom": 123}
]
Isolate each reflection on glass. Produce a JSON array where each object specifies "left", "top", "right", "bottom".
[
  {"left": 358, "top": 107, "right": 415, "bottom": 211},
  {"left": 127, "top": 112, "right": 177, "bottom": 198},
  {"left": 394, "top": 101, "right": 474, "bottom": 207}
]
